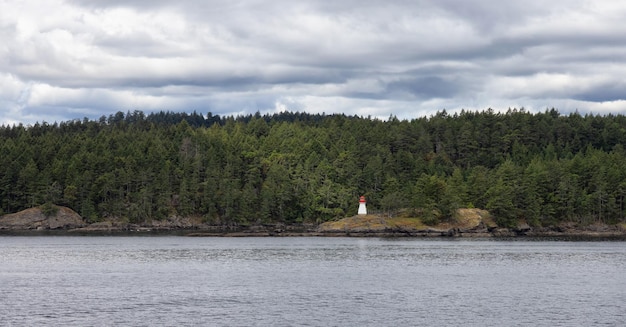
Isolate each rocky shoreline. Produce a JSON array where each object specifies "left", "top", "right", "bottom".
[
  {"left": 3, "top": 226, "right": 626, "bottom": 239},
  {"left": 1, "top": 206, "right": 626, "bottom": 238}
]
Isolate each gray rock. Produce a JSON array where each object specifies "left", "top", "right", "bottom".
[{"left": 0, "top": 206, "right": 86, "bottom": 230}]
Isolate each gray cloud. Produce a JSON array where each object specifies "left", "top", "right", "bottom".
[
  {"left": 386, "top": 76, "right": 466, "bottom": 99},
  {"left": 573, "top": 83, "right": 626, "bottom": 102},
  {"left": 1, "top": 0, "right": 626, "bottom": 125}
]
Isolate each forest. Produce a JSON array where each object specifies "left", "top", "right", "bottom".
[{"left": 2, "top": 108, "right": 626, "bottom": 228}]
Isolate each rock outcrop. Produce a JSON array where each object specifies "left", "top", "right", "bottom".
[
  {"left": 317, "top": 209, "right": 626, "bottom": 238},
  {"left": 0, "top": 206, "right": 86, "bottom": 230},
  {"left": 317, "top": 208, "right": 495, "bottom": 237}
]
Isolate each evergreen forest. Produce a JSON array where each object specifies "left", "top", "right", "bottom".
[{"left": 2, "top": 108, "right": 626, "bottom": 228}]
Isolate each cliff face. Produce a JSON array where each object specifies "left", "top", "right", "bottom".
[{"left": 0, "top": 206, "right": 86, "bottom": 230}]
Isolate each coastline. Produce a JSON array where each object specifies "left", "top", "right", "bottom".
[
  {"left": 2, "top": 224, "right": 626, "bottom": 239},
  {"left": 2, "top": 206, "right": 626, "bottom": 239}
]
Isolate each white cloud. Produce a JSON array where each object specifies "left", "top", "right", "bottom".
[{"left": 1, "top": 0, "right": 626, "bottom": 125}]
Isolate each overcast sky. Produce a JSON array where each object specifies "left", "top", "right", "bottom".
[{"left": 2, "top": 0, "right": 626, "bottom": 125}]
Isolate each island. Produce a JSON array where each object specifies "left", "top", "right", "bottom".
[{"left": 3, "top": 110, "right": 626, "bottom": 237}]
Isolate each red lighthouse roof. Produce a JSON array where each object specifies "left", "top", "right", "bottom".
[{"left": 359, "top": 196, "right": 366, "bottom": 203}]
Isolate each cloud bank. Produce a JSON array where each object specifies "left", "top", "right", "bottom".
[{"left": 2, "top": 0, "right": 626, "bottom": 124}]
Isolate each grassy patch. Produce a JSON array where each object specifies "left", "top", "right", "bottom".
[
  {"left": 386, "top": 217, "right": 427, "bottom": 230},
  {"left": 319, "top": 208, "right": 493, "bottom": 232}
]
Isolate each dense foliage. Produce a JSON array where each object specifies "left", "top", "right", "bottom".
[{"left": 2, "top": 108, "right": 626, "bottom": 227}]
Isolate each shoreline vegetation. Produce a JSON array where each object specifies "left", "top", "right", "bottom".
[
  {"left": 1, "top": 206, "right": 625, "bottom": 238},
  {"left": 4, "top": 110, "right": 626, "bottom": 233}
]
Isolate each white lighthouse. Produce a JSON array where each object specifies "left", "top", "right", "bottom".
[{"left": 358, "top": 196, "right": 367, "bottom": 215}]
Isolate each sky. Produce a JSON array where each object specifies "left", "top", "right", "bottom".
[{"left": 1, "top": 0, "right": 626, "bottom": 125}]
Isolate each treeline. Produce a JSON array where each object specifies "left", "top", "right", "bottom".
[{"left": 2, "top": 108, "right": 626, "bottom": 227}]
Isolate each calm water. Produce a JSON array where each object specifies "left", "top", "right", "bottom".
[{"left": 1, "top": 236, "right": 625, "bottom": 326}]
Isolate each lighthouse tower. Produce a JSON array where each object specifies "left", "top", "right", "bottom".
[{"left": 358, "top": 196, "right": 367, "bottom": 215}]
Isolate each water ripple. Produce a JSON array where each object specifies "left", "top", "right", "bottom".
[{"left": 1, "top": 237, "right": 625, "bottom": 326}]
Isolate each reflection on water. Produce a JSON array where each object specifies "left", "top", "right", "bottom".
[{"left": 1, "top": 237, "right": 625, "bottom": 326}]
